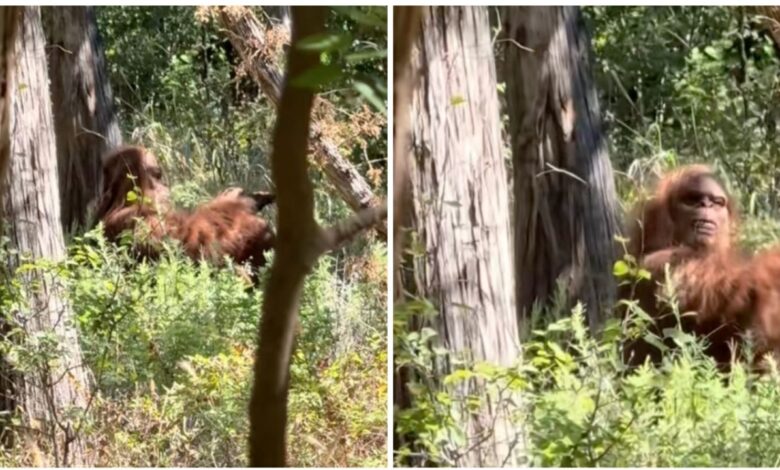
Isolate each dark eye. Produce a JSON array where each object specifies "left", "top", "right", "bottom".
[
  {"left": 681, "top": 193, "right": 701, "bottom": 206},
  {"left": 712, "top": 197, "right": 726, "bottom": 207}
]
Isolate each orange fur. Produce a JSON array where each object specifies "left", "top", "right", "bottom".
[
  {"left": 622, "top": 165, "right": 757, "bottom": 367},
  {"left": 743, "top": 248, "right": 780, "bottom": 362},
  {"left": 95, "top": 145, "right": 275, "bottom": 270}
]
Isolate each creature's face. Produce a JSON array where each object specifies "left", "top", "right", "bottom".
[
  {"left": 138, "top": 151, "right": 169, "bottom": 205},
  {"left": 672, "top": 175, "right": 730, "bottom": 249},
  {"left": 96, "top": 146, "right": 173, "bottom": 226},
  {"left": 104, "top": 148, "right": 169, "bottom": 207}
]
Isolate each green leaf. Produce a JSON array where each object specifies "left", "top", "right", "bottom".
[
  {"left": 547, "top": 342, "right": 571, "bottom": 363},
  {"left": 450, "top": 95, "right": 467, "bottom": 106},
  {"left": 332, "top": 6, "right": 387, "bottom": 28},
  {"left": 613, "top": 260, "right": 630, "bottom": 277},
  {"left": 290, "top": 64, "right": 344, "bottom": 89},
  {"left": 419, "top": 327, "right": 438, "bottom": 343},
  {"left": 296, "top": 32, "right": 352, "bottom": 53},
  {"left": 354, "top": 79, "right": 386, "bottom": 113},
  {"left": 443, "top": 369, "right": 474, "bottom": 385},
  {"left": 643, "top": 333, "right": 668, "bottom": 353},
  {"left": 345, "top": 49, "right": 387, "bottom": 65},
  {"left": 703, "top": 45, "right": 721, "bottom": 60},
  {"left": 126, "top": 190, "right": 138, "bottom": 203}
]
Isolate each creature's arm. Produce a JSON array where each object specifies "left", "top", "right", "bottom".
[
  {"left": 639, "top": 246, "right": 754, "bottom": 327},
  {"left": 212, "top": 188, "right": 276, "bottom": 212},
  {"left": 641, "top": 246, "right": 695, "bottom": 278},
  {"left": 675, "top": 252, "right": 755, "bottom": 327}
]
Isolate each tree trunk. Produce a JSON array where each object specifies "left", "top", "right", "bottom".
[
  {"left": 407, "top": 6, "right": 522, "bottom": 466},
  {"left": 42, "top": 6, "right": 122, "bottom": 235},
  {"left": 748, "top": 7, "right": 780, "bottom": 210},
  {"left": 0, "top": 7, "right": 21, "bottom": 442},
  {"left": 248, "top": 7, "right": 386, "bottom": 466},
  {"left": 391, "top": 6, "right": 422, "bottom": 460},
  {"left": 392, "top": 6, "right": 421, "bottom": 283},
  {"left": 502, "top": 6, "right": 620, "bottom": 329},
  {"left": 0, "top": 7, "right": 20, "bottom": 199},
  {"left": 2, "top": 6, "right": 91, "bottom": 465},
  {"left": 215, "top": 6, "right": 386, "bottom": 237}
]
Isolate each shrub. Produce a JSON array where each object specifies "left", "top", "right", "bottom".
[
  {"left": 0, "top": 226, "right": 386, "bottom": 466},
  {"left": 395, "top": 290, "right": 780, "bottom": 467}
]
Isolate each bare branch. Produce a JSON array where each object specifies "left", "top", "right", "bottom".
[{"left": 319, "top": 202, "right": 387, "bottom": 254}]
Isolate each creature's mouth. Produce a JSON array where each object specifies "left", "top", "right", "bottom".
[{"left": 692, "top": 219, "right": 717, "bottom": 237}]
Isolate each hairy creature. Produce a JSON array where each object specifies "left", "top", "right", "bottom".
[
  {"left": 94, "top": 145, "right": 275, "bottom": 270},
  {"left": 622, "top": 165, "right": 763, "bottom": 367}
]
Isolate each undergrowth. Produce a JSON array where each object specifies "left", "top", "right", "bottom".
[
  {"left": 394, "top": 218, "right": 780, "bottom": 467},
  {"left": 395, "top": 297, "right": 780, "bottom": 467},
  {"left": 0, "top": 226, "right": 387, "bottom": 467}
]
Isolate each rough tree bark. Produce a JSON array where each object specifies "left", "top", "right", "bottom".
[
  {"left": 391, "top": 6, "right": 422, "bottom": 460},
  {"left": 0, "top": 6, "right": 21, "bottom": 442},
  {"left": 405, "top": 6, "right": 523, "bottom": 466},
  {"left": 2, "top": 6, "right": 92, "bottom": 465},
  {"left": 215, "top": 6, "right": 386, "bottom": 236},
  {"left": 42, "top": 6, "right": 122, "bottom": 234},
  {"left": 748, "top": 6, "right": 780, "bottom": 210},
  {"left": 502, "top": 6, "right": 620, "bottom": 329},
  {"left": 0, "top": 7, "right": 20, "bottom": 197},
  {"left": 248, "top": 7, "right": 386, "bottom": 466}
]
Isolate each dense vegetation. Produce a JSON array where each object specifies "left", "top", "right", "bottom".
[
  {"left": 396, "top": 6, "right": 780, "bottom": 466},
  {"left": 589, "top": 6, "right": 780, "bottom": 223},
  {"left": 0, "top": 6, "right": 387, "bottom": 466},
  {"left": 397, "top": 298, "right": 780, "bottom": 466}
]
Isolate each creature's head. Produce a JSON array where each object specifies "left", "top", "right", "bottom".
[
  {"left": 95, "top": 145, "right": 170, "bottom": 222},
  {"left": 628, "top": 164, "right": 737, "bottom": 256}
]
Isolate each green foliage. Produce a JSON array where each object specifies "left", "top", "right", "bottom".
[
  {"left": 394, "top": 298, "right": 527, "bottom": 466},
  {"left": 739, "top": 215, "right": 780, "bottom": 252},
  {"left": 395, "top": 293, "right": 780, "bottom": 467},
  {"left": 289, "top": 334, "right": 387, "bottom": 467},
  {"left": 0, "top": 226, "right": 386, "bottom": 466},
  {"left": 96, "top": 6, "right": 387, "bottom": 227},
  {"left": 66, "top": 229, "right": 261, "bottom": 391},
  {"left": 323, "top": 6, "right": 388, "bottom": 113},
  {"left": 586, "top": 6, "right": 780, "bottom": 217},
  {"left": 522, "top": 313, "right": 780, "bottom": 467},
  {"left": 97, "top": 6, "right": 274, "bottom": 206}
]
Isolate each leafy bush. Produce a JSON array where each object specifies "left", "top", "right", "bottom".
[
  {"left": 395, "top": 292, "right": 780, "bottom": 467},
  {"left": 0, "top": 225, "right": 386, "bottom": 467}
]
